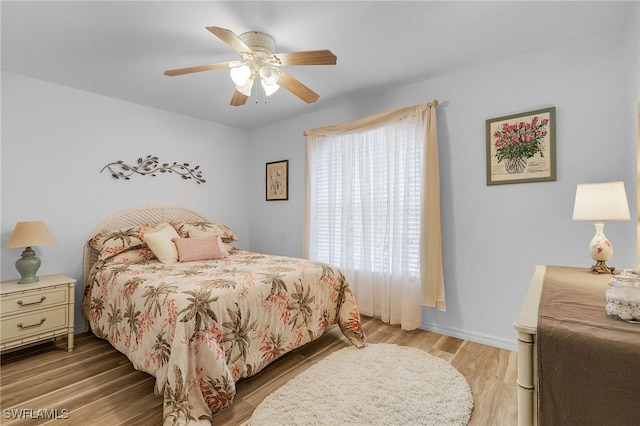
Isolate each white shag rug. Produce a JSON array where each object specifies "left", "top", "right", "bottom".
[{"left": 248, "top": 343, "right": 474, "bottom": 426}]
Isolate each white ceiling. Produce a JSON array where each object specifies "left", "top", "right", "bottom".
[{"left": 1, "top": 1, "right": 634, "bottom": 130}]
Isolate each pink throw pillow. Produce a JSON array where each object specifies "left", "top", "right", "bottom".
[{"left": 172, "top": 235, "right": 227, "bottom": 262}]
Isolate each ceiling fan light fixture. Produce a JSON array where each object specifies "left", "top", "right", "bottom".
[
  {"left": 261, "top": 81, "right": 280, "bottom": 96},
  {"left": 230, "top": 64, "right": 251, "bottom": 86},
  {"left": 236, "top": 78, "right": 254, "bottom": 96},
  {"left": 259, "top": 66, "right": 280, "bottom": 86}
]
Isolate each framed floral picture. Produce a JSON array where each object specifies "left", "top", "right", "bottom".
[
  {"left": 266, "top": 160, "right": 289, "bottom": 200},
  {"left": 486, "top": 107, "right": 556, "bottom": 185}
]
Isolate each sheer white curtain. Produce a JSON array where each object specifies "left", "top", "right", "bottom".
[{"left": 303, "top": 101, "right": 444, "bottom": 330}]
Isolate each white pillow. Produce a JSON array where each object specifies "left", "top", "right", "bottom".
[{"left": 143, "top": 223, "right": 181, "bottom": 264}]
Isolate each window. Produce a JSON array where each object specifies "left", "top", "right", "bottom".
[
  {"left": 304, "top": 103, "right": 444, "bottom": 330},
  {"left": 308, "top": 125, "right": 422, "bottom": 278}
]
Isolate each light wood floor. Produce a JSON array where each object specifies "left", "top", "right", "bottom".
[{"left": 1, "top": 316, "right": 518, "bottom": 425}]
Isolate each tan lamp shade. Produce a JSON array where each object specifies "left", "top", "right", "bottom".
[{"left": 5, "top": 221, "right": 57, "bottom": 248}]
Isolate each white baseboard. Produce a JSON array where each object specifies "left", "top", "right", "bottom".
[{"left": 419, "top": 321, "right": 518, "bottom": 352}]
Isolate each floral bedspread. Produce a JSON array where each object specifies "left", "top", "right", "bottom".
[{"left": 83, "top": 250, "right": 365, "bottom": 425}]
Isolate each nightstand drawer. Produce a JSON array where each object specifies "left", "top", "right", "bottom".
[
  {"left": 1, "top": 306, "right": 69, "bottom": 342},
  {"left": 0, "top": 286, "right": 68, "bottom": 316}
]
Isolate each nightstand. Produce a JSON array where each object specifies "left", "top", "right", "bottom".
[{"left": 1, "top": 274, "right": 76, "bottom": 352}]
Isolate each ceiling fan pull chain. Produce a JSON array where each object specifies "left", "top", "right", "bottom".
[{"left": 254, "top": 77, "right": 259, "bottom": 104}]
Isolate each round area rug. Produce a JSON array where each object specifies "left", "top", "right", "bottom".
[{"left": 248, "top": 343, "right": 474, "bottom": 426}]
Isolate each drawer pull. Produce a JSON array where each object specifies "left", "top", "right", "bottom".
[
  {"left": 17, "top": 318, "right": 47, "bottom": 330},
  {"left": 17, "top": 296, "right": 47, "bottom": 307}
]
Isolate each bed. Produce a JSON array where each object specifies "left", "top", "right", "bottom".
[{"left": 81, "top": 205, "right": 366, "bottom": 425}]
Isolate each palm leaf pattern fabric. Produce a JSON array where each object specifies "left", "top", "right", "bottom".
[{"left": 83, "top": 249, "right": 365, "bottom": 425}]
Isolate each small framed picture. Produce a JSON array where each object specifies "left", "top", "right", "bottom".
[
  {"left": 486, "top": 107, "right": 556, "bottom": 185},
  {"left": 266, "top": 160, "right": 289, "bottom": 201}
]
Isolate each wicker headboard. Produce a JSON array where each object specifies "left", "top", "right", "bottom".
[{"left": 82, "top": 205, "right": 210, "bottom": 288}]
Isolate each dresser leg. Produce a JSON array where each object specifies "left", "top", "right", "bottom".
[{"left": 516, "top": 330, "right": 535, "bottom": 426}]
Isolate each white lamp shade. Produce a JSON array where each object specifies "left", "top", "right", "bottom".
[
  {"left": 259, "top": 66, "right": 280, "bottom": 85},
  {"left": 261, "top": 81, "right": 280, "bottom": 96},
  {"left": 235, "top": 78, "right": 254, "bottom": 96},
  {"left": 572, "top": 181, "right": 631, "bottom": 221},
  {"left": 230, "top": 65, "right": 251, "bottom": 86},
  {"left": 5, "top": 221, "right": 56, "bottom": 248}
]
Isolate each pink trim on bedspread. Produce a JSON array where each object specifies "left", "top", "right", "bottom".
[{"left": 83, "top": 250, "right": 365, "bottom": 425}]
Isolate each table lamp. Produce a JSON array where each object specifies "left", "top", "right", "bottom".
[
  {"left": 5, "top": 221, "right": 57, "bottom": 283},
  {"left": 572, "top": 181, "right": 631, "bottom": 274}
]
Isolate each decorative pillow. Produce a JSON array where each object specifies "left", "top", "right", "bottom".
[
  {"left": 211, "top": 234, "right": 230, "bottom": 257},
  {"left": 172, "top": 235, "right": 228, "bottom": 262},
  {"left": 108, "top": 247, "right": 156, "bottom": 264},
  {"left": 89, "top": 223, "right": 164, "bottom": 262},
  {"left": 142, "top": 223, "right": 181, "bottom": 264},
  {"left": 172, "top": 221, "right": 237, "bottom": 243},
  {"left": 186, "top": 228, "right": 236, "bottom": 252}
]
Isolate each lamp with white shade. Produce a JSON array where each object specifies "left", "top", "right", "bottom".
[
  {"left": 572, "top": 181, "right": 631, "bottom": 274},
  {"left": 5, "top": 221, "right": 57, "bottom": 283}
]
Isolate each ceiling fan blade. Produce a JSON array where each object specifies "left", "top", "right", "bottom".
[
  {"left": 206, "top": 26, "right": 254, "bottom": 55},
  {"left": 277, "top": 70, "right": 320, "bottom": 103},
  {"left": 230, "top": 90, "right": 249, "bottom": 106},
  {"left": 274, "top": 50, "right": 337, "bottom": 66},
  {"left": 164, "top": 62, "right": 231, "bottom": 76}
]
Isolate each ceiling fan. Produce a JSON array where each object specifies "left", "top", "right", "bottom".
[{"left": 164, "top": 26, "right": 337, "bottom": 106}]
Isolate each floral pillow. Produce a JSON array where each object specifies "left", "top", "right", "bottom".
[
  {"left": 108, "top": 247, "right": 156, "bottom": 264},
  {"left": 89, "top": 223, "right": 164, "bottom": 262},
  {"left": 172, "top": 221, "right": 237, "bottom": 243}
]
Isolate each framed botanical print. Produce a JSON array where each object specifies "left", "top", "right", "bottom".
[
  {"left": 266, "top": 160, "right": 289, "bottom": 200},
  {"left": 486, "top": 107, "right": 556, "bottom": 185}
]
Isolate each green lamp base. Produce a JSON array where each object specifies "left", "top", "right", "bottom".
[{"left": 15, "top": 247, "right": 41, "bottom": 284}]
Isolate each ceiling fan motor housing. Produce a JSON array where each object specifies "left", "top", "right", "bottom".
[{"left": 239, "top": 31, "right": 276, "bottom": 56}]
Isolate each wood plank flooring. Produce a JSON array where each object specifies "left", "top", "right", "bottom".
[{"left": 0, "top": 316, "right": 517, "bottom": 425}]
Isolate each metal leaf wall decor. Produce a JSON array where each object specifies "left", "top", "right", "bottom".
[{"left": 101, "top": 155, "right": 206, "bottom": 184}]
